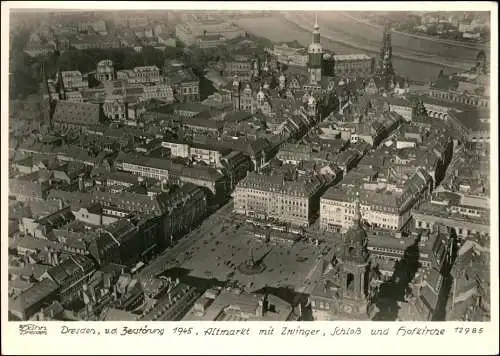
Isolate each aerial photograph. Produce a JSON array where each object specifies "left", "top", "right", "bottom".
[{"left": 7, "top": 8, "right": 491, "bottom": 322}]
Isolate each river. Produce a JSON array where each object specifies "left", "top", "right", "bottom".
[{"left": 235, "top": 13, "right": 489, "bottom": 82}]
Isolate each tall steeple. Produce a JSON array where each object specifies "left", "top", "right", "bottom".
[
  {"left": 308, "top": 13, "right": 323, "bottom": 85},
  {"left": 353, "top": 191, "right": 362, "bottom": 226},
  {"left": 378, "top": 20, "right": 394, "bottom": 87},
  {"left": 313, "top": 14, "right": 320, "bottom": 43}
]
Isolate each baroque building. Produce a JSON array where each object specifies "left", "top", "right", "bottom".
[{"left": 309, "top": 192, "right": 375, "bottom": 320}]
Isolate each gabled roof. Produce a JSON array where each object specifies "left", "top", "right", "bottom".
[{"left": 52, "top": 101, "right": 102, "bottom": 126}]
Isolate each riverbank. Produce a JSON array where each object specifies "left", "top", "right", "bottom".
[
  {"left": 236, "top": 15, "right": 470, "bottom": 82},
  {"left": 283, "top": 13, "right": 471, "bottom": 72},
  {"left": 340, "top": 11, "right": 490, "bottom": 51}
]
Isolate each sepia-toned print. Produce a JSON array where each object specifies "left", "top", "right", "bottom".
[{"left": 7, "top": 7, "right": 491, "bottom": 324}]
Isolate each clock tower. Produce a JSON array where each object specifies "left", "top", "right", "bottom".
[
  {"left": 340, "top": 192, "right": 370, "bottom": 314},
  {"left": 308, "top": 15, "right": 323, "bottom": 85}
]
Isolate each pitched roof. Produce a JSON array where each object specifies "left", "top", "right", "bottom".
[
  {"left": 448, "top": 109, "right": 489, "bottom": 132},
  {"left": 9, "top": 278, "right": 59, "bottom": 317},
  {"left": 52, "top": 101, "right": 102, "bottom": 127},
  {"left": 45, "top": 255, "right": 95, "bottom": 286},
  {"left": 238, "top": 171, "right": 325, "bottom": 198}
]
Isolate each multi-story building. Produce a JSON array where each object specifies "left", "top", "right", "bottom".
[
  {"left": 161, "top": 140, "right": 190, "bottom": 158},
  {"left": 9, "top": 278, "right": 59, "bottom": 320},
  {"left": 164, "top": 66, "right": 200, "bottom": 103},
  {"left": 386, "top": 96, "right": 413, "bottom": 122},
  {"left": 60, "top": 71, "right": 88, "bottom": 91},
  {"left": 277, "top": 144, "right": 313, "bottom": 165},
  {"left": 114, "top": 151, "right": 180, "bottom": 181},
  {"left": 234, "top": 171, "right": 326, "bottom": 228},
  {"left": 320, "top": 168, "right": 432, "bottom": 233},
  {"left": 330, "top": 54, "right": 374, "bottom": 77},
  {"left": 189, "top": 142, "right": 232, "bottom": 168},
  {"left": 197, "top": 34, "right": 227, "bottom": 49},
  {"left": 193, "top": 136, "right": 272, "bottom": 172},
  {"left": 65, "top": 91, "right": 84, "bottom": 103},
  {"left": 71, "top": 35, "right": 121, "bottom": 50},
  {"left": 23, "top": 43, "right": 55, "bottom": 58},
  {"left": 447, "top": 240, "right": 490, "bottom": 321},
  {"left": 175, "top": 19, "right": 245, "bottom": 46},
  {"left": 223, "top": 58, "right": 254, "bottom": 82},
  {"left": 51, "top": 101, "right": 105, "bottom": 131},
  {"left": 220, "top": 150, "right": 253, "bottom": 190},
  {"left": 268, "top": 43, "right": 308, "bottom": 67},
  {"left": 367, "top": 227, "right": 450, "bottom": 276},
  {"left": 40, "top": 255, "right": 96, "bottom": 307},
  {"left": 140, "top": 84, "right": 175, "bottom": 102},
  {"left": 183, "top": 115, "right": 223, "bottom": 136},
  {"left": 183, "top": 288, "right": 298, "bottom": 321},
  {"left": 117, "top": 66, "right": 162, "bottom": 85},
  {"left": 447, "top": 108, "right": 490, "bottom": 144},
  {"left": 419, "top": 96, "right": 456, "bottom": 120},
  {"left": 429, "top": 85, "right": 489, "bottom": 109},
  {"left": 96, "top": 59, "right": 115, "bottom": 81},
  {"left": 103, "top": 95, "right": 127, "bottom": 121},
  {"left": 413, "top": 192, "right": 490, "bottom": 239},
  {"left": 139, "top": 280, "right": 204, "bottom": 321},
  {"left": 9, "top": 179, "right": 50, "bottom": 202},
  {"left": 160, "top": 183, "right": 208, "bottom": 244},
  {"left": 100, "top": 218, "right": 158, "bottom": 268},
  {"left": 174, "top": 166, "right": 228, "bottom": 202}
]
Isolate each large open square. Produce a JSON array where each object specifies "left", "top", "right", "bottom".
[{"left": 177, "top": 215, "right": 327, "bottom": 292}]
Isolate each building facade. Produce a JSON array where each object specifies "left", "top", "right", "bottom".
[
  {"left": 60, "top": 71, "right": 88, "bottom": 91},
  {"left": 331, "top": 54, "right": 374, "bottom": 77},
  {"left": 234, "top": 172, "right": 325, "bottom": 228}
]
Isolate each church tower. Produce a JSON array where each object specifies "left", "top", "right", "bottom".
[
  {"left": 378, "top": 21, "right": 395, "bottom": 87},
  {"left": 308, "top": 15, "right": 323, "bottom": 85},
  {"left": 341, "top": 191, "right": 369, "bottom": 308},
  {"left": 232, "top": 75, "right": 241, "bottom": 111}
]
